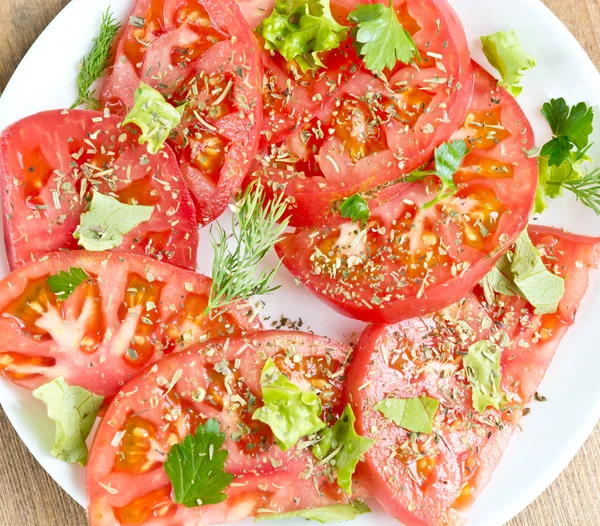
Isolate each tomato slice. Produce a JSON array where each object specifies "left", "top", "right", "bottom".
[
  {"left": 87, "top": 331, "right": 361, "bottom": 525},
  {"left": 0, "top": 110, "right": 198, "bottom": 271},
  {"left": 275, "top": 61, "right": 537, "bottom": 323},
  {"left": 0, "top": 251, "right": 262, "bottom": 396},
  {"left": 250, "top": 0, "right": 474, "bottom": 228},
  {"left": 346, "top": 226, "right": 600, "bottom": 525},
  {"left": 100, "top": 0, "right": 263, "bottom": 225}
]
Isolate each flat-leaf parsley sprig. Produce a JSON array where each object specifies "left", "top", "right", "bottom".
[
  {"left": 72, "top": 8, "right": 122, "bottom": 110},
  {"left": 206, "top": 182, "right": 290, "bottom": 314}
]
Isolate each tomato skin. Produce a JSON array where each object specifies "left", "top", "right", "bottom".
[
  {"left": 101, "top": 0, "right": 263, "bottom": 226},
  {"left": 0, "top": 251, "right": 262, "bottom": 396},
  {"left": 0, "top": 110, "right": 199, "bottom": 270},
  {"left": 346, "top": 226, "right": 600, "bottom": 525},
  {"left": 251, "top": 0, "right": 475, "bottom": 229},
  {"left": 88, "top": 331, "right": 362, "bottom": 526},
  {"left": 275, "top": 62, "right": 538, "bottom": 324}
]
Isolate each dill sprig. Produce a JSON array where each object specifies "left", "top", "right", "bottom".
[
  {"left": 71, "top": 8, "right": 122, "bottom": 110},
  {"left": 562, "top": 168, "right": 600, "bottom": 215},
  {"left": 206, "top": 182, "right": 290, "bottom": 314}
]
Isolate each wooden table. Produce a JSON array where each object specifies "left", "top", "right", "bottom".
[{"left": 0, "top": 0, "right": 599, "bottom": 524}]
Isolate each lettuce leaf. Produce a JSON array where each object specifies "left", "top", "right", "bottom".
[{"left": 463, "top": 341, "right": 506, "bottom": 414}]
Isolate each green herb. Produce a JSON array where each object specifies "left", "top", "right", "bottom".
[
  {"left": 206, "top": 181, "right": 289, "bottom": 314},
  {"left": 257, "top": 501, "right": 371, "bottom": 523},
  {"left": 348, "top": 0, "right": 419, "bottom": 75},
  {"left": 123, "top": 83, "right": 185, "bottom": 155},
  {"left": 72, "top": 9, "right": 122, "bottom": 110},
  {"left": 253, "top": 358, "right": 326, "bottom": 451},
  {"left": 375, "top": 396, "right": 439, "bottom": 434},
  {"left": 408, "top": 140, "right": 469, "bottom": 208},
  {"left": 313, "top": 405, "right": 374, "bottom": 494},
  {"left": 480, "top": 230, "right": 565, "bottom": 314},
  {"left": 47, "top": 268, "right": 90, "bottom": 302},
  {"left": 164, "top": 419, "right": 235, "bottom": 508},
  {"left": 540, "top": 98, "right": 594, "bottom": 167},
  {"left": 74, "top": 191, "right": 154, "bottom": 251},
  {"left": 340, "top": 194, "right": 370, "bottom": 225},
  {"left": 463, "top": 341, "right": 506, "bottom": 414},
  {"left": 480, "top": 30, "right": 535, "bottom": 97},
  {"left": 562, "top": 168, "right": 600, "bottom": 214},
  {"left": 257, "top": 0, "right": 349, "bottom": 73},
  {"left": 32, "top": 377, "right": 104, "bottom": 466}
]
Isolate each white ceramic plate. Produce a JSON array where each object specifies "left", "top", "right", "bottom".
[{"left": 1, "top": 0, "right": 600, "bottom": 524}]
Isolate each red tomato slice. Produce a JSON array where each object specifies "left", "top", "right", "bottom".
[
  {"left": 100, "top": 0, "right": 263, "bottom": 225},
  {"left": 346, "top": 226, "right": 600, "bottom": 525},
  {"left": 275, "top": 61, "right": 538, "bottom": 324},
  {"left": 0, "top": 251, "right": 262, "bottom": 396},
  {"left": 0, "top": 110, "right": 198, "bottom": 270},
  {"left": 88, "top": 331, "right": 361, "bottom": 525},
  {"left": 250, "top": 0, "right": 474, "bottom": 228}
]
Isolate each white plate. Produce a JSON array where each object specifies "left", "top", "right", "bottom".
[{"left": 1, "top": 0, "right": 600, "bottom": 525}]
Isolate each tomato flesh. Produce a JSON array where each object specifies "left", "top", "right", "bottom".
[
  {"left": 275, "top": 61, "right": 538, "bottom": 324},
  {"left": 101, "top": 0, "right": 263, "bottom": 226},
  {"left": 88, "top": 332, "right": 362, "bottom": 526},
  {"left": 346, "top": 226, "right": 600, "bottom": 525},
  {"left": 0, "top": 251, "right": 262, "bottom": 396}
]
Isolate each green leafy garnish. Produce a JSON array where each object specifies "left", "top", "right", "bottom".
[
  {"left": 340, "top": 194, "right": 370, "bottom": 225},
  {"left": 164, "top": 419, "right": 235, "bottom": 508},
  {"left": 463, "top": 341, "right": 506, "bottom": 414},
  {"left": 207, "top": 182, "right": 289, "bottom": 314},
  {"left": 540, "top": 98, "right": 594, "bottom": 167},
  {"left": 257, "top": 0, "right": 349, "bottom": 73},
  {"left": 253, "top": 358, "right": 326, "bottom": 451},
  {"left": 375, "top": 396, "right": 439, "bottom": 434},
  {"left": 32, "top": 377, "right": 104, "bottom": 466},
  {"left": 72, "top": 9, "right": 122, "bottom": 110},
  {"left": 313, "top": 405, "right": 374, "bottom": 494},
  {"left": 480, "top": 230, "right": 565, "bottom": 315},
  {"left": 408, "top": 140, "right": 469, "bottom": 208},
  {"left": 47, "top": 268, "right": 90, "bottom": 302},
  {"left": 257, "top": 501, "right": 371, "bottom": 523},
  {"left": 123, "top": 83, "right": 185, "bottom": 155},
  {"left": 74, "top": 191, "right": 154, "bottom": 251},
  {"left": 562, "top": 168, "right": 600, "bottom": 214},
  {"left": 348, "top": 0, "right": 419, "bottom": 75},
  {"left": 480, "top": 30, "right": 535, "bottom": 97}
]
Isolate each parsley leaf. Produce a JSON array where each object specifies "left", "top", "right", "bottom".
[
  {"left": 375, "top": 396, "right": 439, "bottom": 434},
  {"left": 253, "top": 358, "right": 326, "bottom": 451},
  {"left": 74, "top": 191, "right": 154, "bottom": 251},
  {"left": 463, "top": 341, "right": 506, "bottom": 414},
  {"left": 339, "top": 194, "right": 370, "bottom": 225},
  {"left": 257, "top": 501, "right": 371, "bottom": 523},
  {"left": 313, "top": 405, "right": 374, "bottom": 494},
  {"left": 164, "top": 419, "right": 235, "bottom": 507},
  {"left": 47, "top": 268, "right": 90, "bottom": 302},
  {"left": 348, "top": 0, "right": 419, "bottom": 75},
  {"left": 33, "top": 377, "right": 104, "bottom": 466},
  {"left": 539, "top": 98, "right": 594, "bottom": 167},
  {"left": 257, "top": 0, "right": 349, "bottom": 73},
  {"left": 408, "top": 140, "right": 469, "bottom": 208},
  {"left": 480, "top": 30, "right": 535, "bottom": 97},
  {"left": 123, "top": 83, "right": 185, "bottom": 155},
  {"left": 480, "top": 230, "right": 565, "bottom": 314},
  {"left": 72, "top": 9, "right": 122, "bottom": 110}
]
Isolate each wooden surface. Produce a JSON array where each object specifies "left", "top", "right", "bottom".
[{"left": 0, "top": 0, "right": 599, "bottom": 525}]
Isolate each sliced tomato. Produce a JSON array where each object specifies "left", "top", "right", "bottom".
[
  {"left": 275, "top": 61, "right": 537, "bottom": 323},
  {"left": 100, "top": 0, "right": 263, "bottom": 225},
  {"left": 346, "top": 226, "right": 600, "bottom": 525},
  {"left": 250, "top": 0, "right": 474, "bottom": 228},
  {"left": 0, "top": 251, "right": 262, "bottom": 396},
  {"left": 0, "top": 110, "right": 198, "bottom": 270},
  {"left": 235, "top": 0, "right": 275, "bottom": 29},
  {"left": 87, "top": 331, "right": 361, "bottom": 525}
]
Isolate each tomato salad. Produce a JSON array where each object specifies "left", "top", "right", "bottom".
[{"left": 0, "top": 0, "right": 599, "bottom": 525}]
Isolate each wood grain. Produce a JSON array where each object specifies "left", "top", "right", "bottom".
[{"left": 0, "top": 0, "right": 599, "bottom": 525}]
